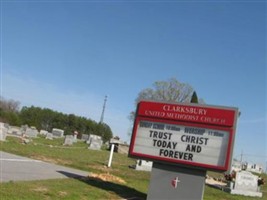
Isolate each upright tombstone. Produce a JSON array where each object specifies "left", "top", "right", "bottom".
[
  {"left": 88, "top": 134, "right": 103, "bottom": 150},
  {"left": 129, "top": 101, "right": 239, "bottom": 200},
  {"left": 21, "top": 125, "right": 28, "bottom": 133},
  {"left": 135, "top": 159, "right": 153, "bottom": 171},
  {"left": 45, "top": 132, "right": 53, "bottom": 140},
  {"left": 228, "top": 171, "right": 262, "bottom": 197},
  {"left": 40, "top": 130, "right": 48, "bottom": 136},
  {"left": 52, "top": 128, "right": 64, "bottom": 138},
  {"left": 0, "top": 122, "right": 7, "bottom": 141},
  {"left": 63, "top": 135, "right": 74, "bottom": 146},
  {"left": 81, "top": 134, "right": 90, "bottom": 141},
  {"left": 73, "top": 131, "right": 78, "bottom": 143},
  {"left": 8, "top": 126, "right": 22, "bottom": 136},
  {"left": 25, "top": 127, "right": 38, "bottom": 138}
]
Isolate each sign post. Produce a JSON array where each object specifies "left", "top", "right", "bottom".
[{"left": 129, "top": 101, "right": 239, "bottom": 200}]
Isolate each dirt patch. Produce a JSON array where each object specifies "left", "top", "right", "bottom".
[{"left": 89, "top": 173, "right": 126, "bottom": 184}]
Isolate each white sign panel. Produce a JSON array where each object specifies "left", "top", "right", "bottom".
[{"left": 133, "top": 121, "right": 230, "bottom": 167}]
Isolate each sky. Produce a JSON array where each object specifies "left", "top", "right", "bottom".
[{"left": 1, "top": 1, "right": 266, "bottom": 168}]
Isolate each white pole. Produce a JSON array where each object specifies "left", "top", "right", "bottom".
[{"left": 108, "top": 144, "right": 115, "bottom": 168}]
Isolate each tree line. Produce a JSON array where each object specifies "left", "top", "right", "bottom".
[
  {"left": 0, "top": 97, "right": 113, "bottom": 142},
  {"left": 1, "top": 78, "right": 201, "bottom": 142}
]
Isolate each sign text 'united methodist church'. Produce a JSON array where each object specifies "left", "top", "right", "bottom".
[{"left": 129, "top": 101, "right": 239, "bottom": 171}]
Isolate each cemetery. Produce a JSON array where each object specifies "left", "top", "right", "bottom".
[{"left": 0, "top": 120, "right": 266, "bottom": 199}]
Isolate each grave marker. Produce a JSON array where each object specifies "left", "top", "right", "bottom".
[
  {"left": 228, "top": 171, "right": 262, "bottom": 197},
  {"left": 25, "top": 128, "right": 38, "bottom": 138},
  {"left": 40, "top": 130, "right": 48, "bottom": 136},
  {"left": 88, "top": 134, "right": 103, "bottom": 150},
  {"left": 52, "top": 128, "right": 64, "bottom": 137},
  {"left": 135, "top": 159, "right": 153, "bottom": 171},
  {"left": 81, "top": 134, "right": 90, "bottom": 141},
  {"left": 0, "top": 122, "right": 7, "bottom": 141},
  {"left": 8, "top": 126, "right": 22, "bottom": 136},
  {"left": 64, "top": 135, "right": 74, "bottom": 146},
  {"left": 45, "top": 132, "right": 53, "bottom": 140}
]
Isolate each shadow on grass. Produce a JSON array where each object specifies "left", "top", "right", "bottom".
[{"left": 57, "top": 170, "right": 146, "bottom": 200}]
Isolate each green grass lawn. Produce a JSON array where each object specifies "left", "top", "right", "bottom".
[{"left": 0, "top": 135, "right": 266, "bottom": 200}]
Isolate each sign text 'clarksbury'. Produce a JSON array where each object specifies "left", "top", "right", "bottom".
[
  {"left": 137, "top": 102, "right": 236, "bottom": 126},
  {"left": 129, "top": 101, "right": 239, "bottom": 171}
]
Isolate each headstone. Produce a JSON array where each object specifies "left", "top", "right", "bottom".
[
  {"left": 73, "top": 131, "right": 78, "bottom": 143},
  {"left": 81, "top": 134, "right": 89, "bottom": 141},
  {"left": 21, "top": 125, "right": 28, "bottom": 132},
  {"left": 88, "top": 138, "right": 103, "bottom": 150},
  {"left": 52, "top": 128, "right": 64, "bottom": 138},
  {"left": 246, "top": 163, "right": 263, "bottom": 174},
  {"left": 0, "top": 122, "right": 7, "bottom": 141},
  {"left": 40, "top": 130, "right": 48, "bottom": 136},
  {"left": 135, "top": 159, "right": 153, "bottom": 171},
  {"left": 45, "top": 132, "right": 53, "bottom": 140},
  {"left": 25, "top": 128, "right": 38, "bottom": 138},
  {"left": 88, "top": 134, "right": 103, "bottom": 150},
  {"left": 89, "top": 134, "right": 102, "bottom": 141},
  {"left": 63, "top": 135, "right": 74, "bottom": 146},
  {"left": 73, "top": 134, "right": 77, "bottom": 143},
  {"left": 227, "top": 171, "right": 262, "bottom": 197},
  {"left": 8, "top": 126, "right": 22, "bottom": 136}
]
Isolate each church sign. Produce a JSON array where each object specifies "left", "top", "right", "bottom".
[{"left": 129, "top": 101, "right": 239, "bottom": 171}]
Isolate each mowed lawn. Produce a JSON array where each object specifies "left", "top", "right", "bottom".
[{"left": 0, "top": 136, "right": 266, "bottom": 200}]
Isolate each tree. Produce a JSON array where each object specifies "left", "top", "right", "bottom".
[
  {"left": 135, "top": 78, "right": 193, "bottom": 103},
  {"left": 129, "top": 78, "right": 198, "bottom": 121},
  {"left": 190, "top": 91, "right": 199, "bottom": 103},
  {"left": 0, "top": 96, "right": 114, "bottom": 140},
  {"left": 0, "top": 96, "right": 20, "bottom": 112},
  {"left": 0, "top": 97, "right": 21, "bottom": 125},
  {"left": 95, "top": 123, "right": 113, "bottom": 143}
]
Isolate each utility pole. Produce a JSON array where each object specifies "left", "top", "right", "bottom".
[
  {"left": 100, "top": 95, "right": 107, "bottom": 124},
  {"left": 240, "top": 150, "right": 243, "bottom": 163}
]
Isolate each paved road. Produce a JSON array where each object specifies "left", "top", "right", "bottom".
[{"left": 0, "top": 151, "right": 90, "bottom": 182}]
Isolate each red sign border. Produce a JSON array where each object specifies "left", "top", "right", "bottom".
[{"left": 129, "top": 101, "right": 238, "bottom": 172}]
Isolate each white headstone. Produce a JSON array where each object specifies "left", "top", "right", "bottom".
[
  {"left": 45, "top": 132, "right": 53, "bottom": 140},
  {"left": 81, "top": 134, "right": 89, "bottom": 141},
  {"left": 40, "top": 130, "right": 48, "bottom": 136},
  {"left": 25, "top": 128, "right": 38, "bottom": 138},
  {"left": 88, "top": 134, "right": 103, "bottom": 150},
  {"left": 8, "top": 126, "right": 22, "bottom": 136},
  {"left": 0, "top": 122, "right": 7, "bottom": 141},
  {"left": 52, "top": 128, "right": 64, "bottom": 137},
  {"left": 135, "top": 159, "right": 153, "bottom": 171},
  {"left": 73, "top": 134, "right": 77, "bottom": 143},
  {"left": 64, "top": 135, "right": 74, "bottom": 146},
  {"left": 229, "top": 171, "right": 262, "bottom": 197}
]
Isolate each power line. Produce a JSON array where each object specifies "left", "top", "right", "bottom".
[{"left": 239, "top": 154, "right": 267, "bottom": 158}]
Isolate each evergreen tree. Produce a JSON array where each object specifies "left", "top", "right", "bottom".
[{"left": 190, "top": 91, "right": 199, "bottom": 103}]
